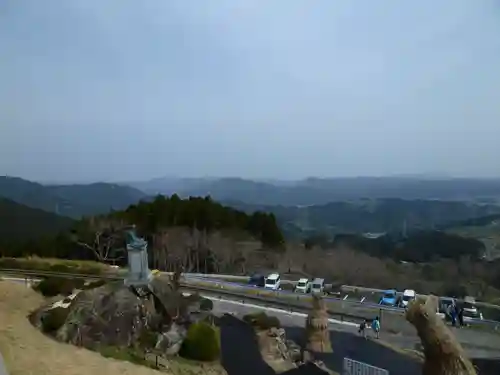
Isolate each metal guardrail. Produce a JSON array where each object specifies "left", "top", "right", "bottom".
[
  {"left": 0, "top": 268, "right": 372, "bottom": 324},
  {"left": 343, "top": 358, "right": 389, "bottom": 375},
  {"left": 1, "top": 268, "right": 499, "bottom": 328}
]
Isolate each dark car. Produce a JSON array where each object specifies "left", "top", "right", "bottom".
[{"left": 248, "top": 273, "right": 265, "bottom": 287}]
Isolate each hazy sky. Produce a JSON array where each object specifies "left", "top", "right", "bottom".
[{"left": 1, "top": 1, "right": 500, "bottom": 182}]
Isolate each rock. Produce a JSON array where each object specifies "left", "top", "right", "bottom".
[
  {"left": 155, "top": 323, "right": 187, "bottom": 355},
  {"left": 29, "top": 277, "right": 207, "bottom": 352},
  {"left": 285, "top": 339, "right": 302, "bottom": 362},
  {"left": 257, "top": 326, "right": 303, "bottom": 373}
]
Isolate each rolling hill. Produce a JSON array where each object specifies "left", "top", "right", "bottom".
[
  {"left": 226, "top": 199, "right": 500, "bottom": 239},
  {"left": 129, "top": 176, "right": 500, "bottom": 206},
  {"left": 0, "top": 176, "right": 147, "bottom": 218}
]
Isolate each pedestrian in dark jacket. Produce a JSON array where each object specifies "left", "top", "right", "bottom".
[
  {"left": 358, "top": 320, "right": 367, "bottom": 338},
  {"left": 458, "top": 306, "right": 465, "bottom": 327}
]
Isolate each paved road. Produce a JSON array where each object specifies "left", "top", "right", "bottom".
[{"left": 210, "top": 297, "right": 500, "bottom": 360}]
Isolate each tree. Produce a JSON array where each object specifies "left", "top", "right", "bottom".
[{"left": 71, "top": 217, "right": 127, "bottom": 263}]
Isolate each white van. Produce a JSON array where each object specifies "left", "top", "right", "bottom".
[
  {"left": 401, "top": 289, "right": 416, "bottom": 308},
  {"left": 295, "top": 278, "right": 311, "bottom": 293},
  {"left": 311, "top": 278, "right": 325, "bottom": 295},
  {"left": 265, "top": 273, "right": 281, "bottom": 290},
  {"left": 463, "top": 296, "right": 483, "bottom": 320}
]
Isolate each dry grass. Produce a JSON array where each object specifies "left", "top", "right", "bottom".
[
  {"left": 406, "top": 296, "right": 477, "bottom": 375},
  {"left": 0, "top": 280, "right": 164, "bottom": 375}
]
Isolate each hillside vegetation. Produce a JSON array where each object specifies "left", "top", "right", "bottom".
[
  {"left": 0, "top": 176, "right": 146, "bottom": 218},
  {"left": 0, "top": 194, "right": 284, "bottom": 275},
  {"left": 0, "top": 198, "right": 74, "bottom": 239},
  {"left": 1, "top": 183, "right": 500, "bottom": 302},
  {"left": 229, "top": 199, "right": 500, "bottom": 238}
]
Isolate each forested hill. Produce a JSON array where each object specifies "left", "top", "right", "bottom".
[
  {"left": 0, "top": 194, "right": 285, "bottom": 261},
  {"left": 0, "top": 176, "right": 147, "bottom": 218},
  {"left": 226, "top": 198, "right": 500, "bottom": 238},
  {"left": 0, "top": 198, "right": 74, "bottom": 240},
  {"left": 111, "top": 194, "right": 284, "bottom": 247}
]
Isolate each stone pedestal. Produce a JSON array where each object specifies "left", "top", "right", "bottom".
[{"left": 124, "top": 229, "right": 152, "bottom": 287}]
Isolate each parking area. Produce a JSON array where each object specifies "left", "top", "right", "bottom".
[{"left": 187, "top": 274, "right": 500, "bottom": 324}]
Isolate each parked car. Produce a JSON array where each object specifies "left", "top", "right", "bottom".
[
  {"left": 264, "top": 273, "right": 281, "bottom": 290},
  {"left": 295, "top": 278, "right": 311, "bottom": 293},
  {"left": 248, "top": 273, "right": 266, "bottom": 288},
  {"left": 462, "top": 296, "right": 483, "bottom": 320},
  {"left": 401, "top": 289, "right": 416, "bottom": 308},
  {"left": 311, "top": 278, "right": 325, "bottom": 295},
  {"left": 438, "top": 297, "right": 457, "bottom": 320},
  {"left": 379, "top": 289, "right": 398, "bottom": 306}
]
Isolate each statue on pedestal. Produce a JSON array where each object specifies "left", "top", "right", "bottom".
[{"left": 124, "top": 226, "right": 152, "bottom": 287}]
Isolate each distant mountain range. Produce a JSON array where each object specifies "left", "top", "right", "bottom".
[
  {"left": 0, "top": 176, "right": 147, "bottom": 218},
  {"left": 227, "top": 199, "right": 500, "bottom": 239},
  {"left": 128, "top": 176, "right": 500, "bottom": 206},
  {"left": 2, "top": 175, "right": 500, "bottom": 240}
]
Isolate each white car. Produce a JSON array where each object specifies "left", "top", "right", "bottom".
[
  {"left": 401, "top": 289, "right": 416, "bottom": 308},
  {"left": 295, "top": 278, "right": 311, "bottom": 293},
  {"left": 264, "top": 273, "right": 281, "bottom": 290}
]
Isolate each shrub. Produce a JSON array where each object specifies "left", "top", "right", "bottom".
[
  {"left": 41, "top": 307, "right": 69, "bottom": 333},
  {"left": 138, "top": 329, "right": 158, "bottom": 349},
  {"left": 199, "top": 298, "right": 213, "bottom": 311},
  {"left": 34, "top": 277, "right": 84, "bottom": 297},
  {"left": 243, "top": 312, "right": 281, "bottom": 330},
  {"left": 180, "top": 321, "right": 220, "bottom": 361}
]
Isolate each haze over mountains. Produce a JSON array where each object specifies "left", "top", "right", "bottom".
[
  {"left": 2, "top": 175, "right": 500, "bottom": 242},
  {"left": 128, "top": 176, "right": 500, "bottom": 206}
]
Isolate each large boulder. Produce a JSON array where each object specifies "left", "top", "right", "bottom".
[
  {"left": 55, "top": 282, "right": 158, "bottom": 348},
  {"left": 29, "top": 277, "right": 213, "bottom": 354}
]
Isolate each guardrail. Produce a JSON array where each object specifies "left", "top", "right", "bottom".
[
  {"left": 0, "top": 268, "right": 372, "bottom": 325},
  {"left": 1, "top": 268, "right": 499, "bottom": 329}
]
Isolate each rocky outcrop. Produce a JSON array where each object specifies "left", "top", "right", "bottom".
[
  {"left": 30, "top": 277, "right": 213, "bottom": 356},
  {"left": 257, "top": 327, "right": 301, "bottom": 373},
  {"left": 406, "top": 296, "right": 477, "bottom": 375},
  {"left": 155, "top": 322, "right": 187, "bottom": 355},
  {"left": 305, "top": 295, "right": 332, "bottom": 353}
]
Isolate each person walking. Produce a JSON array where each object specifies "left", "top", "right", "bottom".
[
  {"left": 371, "top": 317, "right": 381, "bottom": 339},
  {"left": 458, "top": 306, "right": 465, "bottom": 327},
  {"left": 358, "top": 319, "right": 367, "bottom": 338},
  {"left": 448, "top": 303, "right": 457, "bottom": 327}
]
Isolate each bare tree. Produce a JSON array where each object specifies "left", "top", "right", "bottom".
[{"left": 72, "top": 217, "right": 127, "bottom": 263}]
